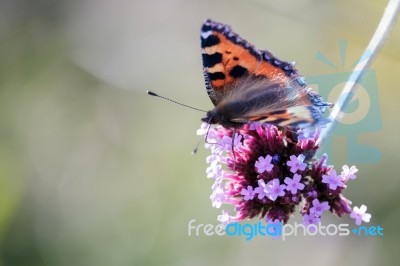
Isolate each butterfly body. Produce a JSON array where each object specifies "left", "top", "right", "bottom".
[{"left": 200, "top": 19, "right": 332, "bottom": 129}]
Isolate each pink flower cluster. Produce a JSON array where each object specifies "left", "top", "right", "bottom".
[{"left": 197, "top": 122, "right": 371, "bottom": 227}]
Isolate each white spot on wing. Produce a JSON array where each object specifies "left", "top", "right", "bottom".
[{"left": 201, "top": 31, "right": 213, "bottom": 39}]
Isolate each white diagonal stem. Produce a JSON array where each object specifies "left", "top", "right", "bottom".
[{"left": 318, "top": 0, "right": 400, "bottom": 147}]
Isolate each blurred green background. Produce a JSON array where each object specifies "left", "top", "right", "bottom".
[{"left": 0, "top": 0, "right": 399, "bottom": 265}]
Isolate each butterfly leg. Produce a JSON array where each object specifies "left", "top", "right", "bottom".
[
  {"left": 204, "top": 121, "right": 213, "bottom": 145},
  {"left": 193, "top": 121, "right": 220, "bottom": 155},
  {"left": 231, "top": 128, "right": 237, "bottom": 169}
]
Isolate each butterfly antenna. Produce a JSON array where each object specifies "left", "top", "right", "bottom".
[
  {"left": 191, "top": 137, "right": 203, "bottom": 155},
  {"left": 147, "top": 90, "right": 207, "bottom": 113}
]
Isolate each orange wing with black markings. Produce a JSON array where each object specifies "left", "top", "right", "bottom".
[
  {"left": 201, "top": 19, "right": 303, "bottom": 106},
  {"left": 200, "top": 19, "right": 332, "bottom": 128}
]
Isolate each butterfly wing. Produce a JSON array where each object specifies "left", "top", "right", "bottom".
[
  {"left": 201, "top": 19, "right": 302, "bottom": 106},
  {"left": 242, "top": 106, "right": 327, "bottom": 127},
  {"left": 200, "top": 19, "right": 331, "bottom": 127},
  {"left": 215, "top": 78, "right": 330, "bottom": 127}
]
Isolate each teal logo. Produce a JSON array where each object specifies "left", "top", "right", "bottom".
[
  {"left": 307, "top": 40, "right": 382, "bottom": 163},
  {"left": 351, "top": 225, "right": 384, "bottom": 236}
]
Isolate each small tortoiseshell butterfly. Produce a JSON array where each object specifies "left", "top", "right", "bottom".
[{"left": 200, "top": 19, "right": 332, "bottom": 128}]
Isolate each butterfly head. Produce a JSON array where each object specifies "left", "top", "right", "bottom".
[{"left": 202, "top": 110, "right": 244, "bottom": 129}]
